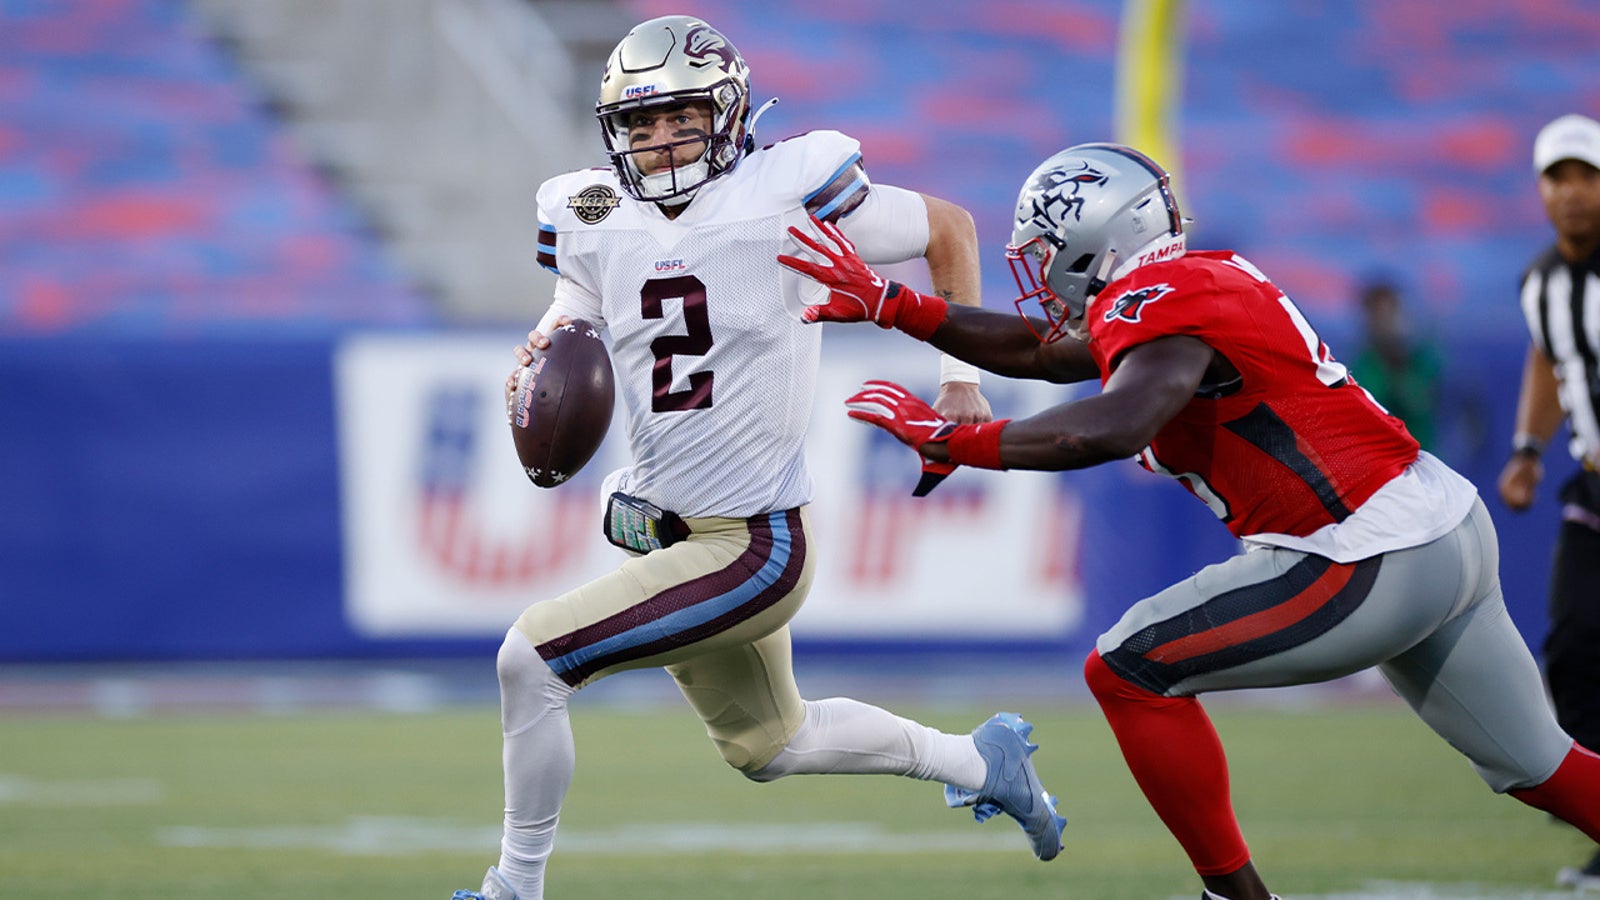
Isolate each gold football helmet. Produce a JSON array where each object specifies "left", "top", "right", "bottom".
[{"left": 596, "top": 16, "right": 753, "bottom": 205}]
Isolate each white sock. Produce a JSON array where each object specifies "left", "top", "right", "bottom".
[
  {"left": 494, "top": 630, "right": 576, "bottom": 900},
  {"left": 750, "top": 697, "right": 987, "bottom": 789}
]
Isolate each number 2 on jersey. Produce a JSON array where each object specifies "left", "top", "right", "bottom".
[{"left": 641, "top": 275, "right": 715, "bottom": 413}]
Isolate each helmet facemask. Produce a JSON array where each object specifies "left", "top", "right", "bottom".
[
  {"left": 1006, "top": 235, "right": 1115, "bottom": 344},
  {"left": 598, "top": 84, "right": 747, "bottom": 206}
]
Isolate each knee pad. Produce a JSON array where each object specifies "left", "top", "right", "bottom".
[
  {"left": 498, "top": 627, "right": 572, "bottom": 736},
  {"left": 1084, "top": 649, "right": 1124, "bottom": 703},
  {"left": 1085, "top": 649, "right": 1164, "bottom": 706},
  {"left": 737, "top": 699, "right": 821, "bottom": 780},
  {"left": 739, "top": 751, "right": 779, "bottom": 780},
  {"left": 736, "top": 695, "right": 812, "bottom": 778},
  {"left": 724, "top": 721, "right": 791, "bottom": 778}
]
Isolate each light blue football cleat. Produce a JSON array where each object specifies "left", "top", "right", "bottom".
[
  {"left": 943, "top": 712, "right": 1067, "bottom": 861},
  {"left": 451, "top": 866, "right": 518, "bottom": 900}
]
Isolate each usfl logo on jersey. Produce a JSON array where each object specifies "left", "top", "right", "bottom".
[{"left": 1103, "top": 283, "right": 1175, "bottom": 324}]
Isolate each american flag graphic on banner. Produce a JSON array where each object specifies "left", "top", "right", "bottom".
[{"left": 415, "top": 382, "right": 595, "bottom": 589}]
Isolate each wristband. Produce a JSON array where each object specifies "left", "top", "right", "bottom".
[
  {"left": 885, "top": 282, "right": 949, "bottom": 341},
  {"left": 945, "top": 419, "right": 1010, "bottom": 470},
  {"left": 1512, "top": 432, "right": 1545, "bottom": 458},
  {"left": 939, "top": 354, "right": 982, "bottom": 385}
]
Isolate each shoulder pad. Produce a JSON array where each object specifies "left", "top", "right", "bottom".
[
  {"left": 537, "top": 168, "right": 628, "bottom": 231},
  {"left": 753, "top": 131, "right": 870, "bottom": 222}
]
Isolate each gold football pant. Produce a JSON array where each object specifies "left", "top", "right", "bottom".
[{"left": 516, "top": 506, "right": 814, "bottom": 772}]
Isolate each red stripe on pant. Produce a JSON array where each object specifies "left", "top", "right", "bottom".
[
  {"left": 1144, "top": 560, "right": 1356, "bottom": 664},
  {"left": 1084, "top": 649, "right": 1253, "bottom": 877}
]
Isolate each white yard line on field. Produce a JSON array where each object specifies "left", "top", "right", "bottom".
[
  {"left": 157, "top": 816, "right": 1017, "bottom": 855},
  {"left": 156, "top": 817, "right": 1580, "bottom": 899},
  {"left": 0, "top": 773, "right": 163, "bottom": 805}
]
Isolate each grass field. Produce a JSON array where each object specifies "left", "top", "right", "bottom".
[{"left": 0, "top": 695, "right": 1589, "bottom": 899}]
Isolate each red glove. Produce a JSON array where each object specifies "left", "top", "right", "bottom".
[
  {"left": 777, "top": 217, "right": 948, "bottom": 340},
  {"left": 845, "top": 381, "right": 1009, "bottom": 496}
]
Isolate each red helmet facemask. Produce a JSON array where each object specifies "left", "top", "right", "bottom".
[{"left": 1006, "top": 236, "right": 1076, "bottom": 344}]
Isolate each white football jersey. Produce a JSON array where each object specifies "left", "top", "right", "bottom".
[{"left": 535, "top": 130, "right": 922, "bottom": 518}]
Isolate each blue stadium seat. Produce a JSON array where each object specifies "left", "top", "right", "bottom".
[{"left": 0, "top": 0, "right": 433, "bottom": 335}]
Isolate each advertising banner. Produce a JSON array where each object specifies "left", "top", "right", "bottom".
[{"left": 334, "top": 332, "right": 1088, "bottom": 642}]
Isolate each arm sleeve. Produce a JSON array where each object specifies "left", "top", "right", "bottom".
[
  {"left": 537, "top": 277, "right": 605, "bottom": 334},
  {"left": 836, "top": 183, "right": 932, "bottom": 265}
]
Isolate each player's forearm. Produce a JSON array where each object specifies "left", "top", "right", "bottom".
[
  {"left": 920, "top": 194, "right": 981, "bottom": 310},
  {"left": 919, "top": 393, "right": 1142, "bottom": 471},
  {"left": 918, "top": 197, "right": 1097, "bottom": 384},
  {"left": 921, "top": 334, "right": 1207, "bottom": 470},
  {"left": 927, "top": 304, "right": 1099, "bottom": 384}
]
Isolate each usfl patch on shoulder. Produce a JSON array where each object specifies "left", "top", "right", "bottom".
[{"left": 567, "top": 184, "right": 621, "bottom": 224}]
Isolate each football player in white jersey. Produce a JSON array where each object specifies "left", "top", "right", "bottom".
[{"left": 450, "top": 16, "right": 1066, "bottom": 900}]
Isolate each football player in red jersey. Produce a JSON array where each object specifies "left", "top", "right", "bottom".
[{"left": 780, "top": 142, "right": 1600, "bottom": 900}]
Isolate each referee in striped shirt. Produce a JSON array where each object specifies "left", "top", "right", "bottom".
[{"left": 1498, "top": 112, "right": 1600, "bottom": 892}]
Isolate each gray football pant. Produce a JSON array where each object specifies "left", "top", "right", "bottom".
[{"left": 1097, "top": 498, "right": 1572, "bottom": 792}]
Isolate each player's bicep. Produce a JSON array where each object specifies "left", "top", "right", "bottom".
[
  {"left": 1100, "top": 335, "right": 1213, "bottom": 443},
  {"left": 834, "top": 183, "right": 930, "bottom": 264}
]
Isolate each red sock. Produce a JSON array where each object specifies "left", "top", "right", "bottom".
[
  {"left": 1510, "top": 742, "right": 1600, "bottom": 841},
  {"left": 1084, "top": 650, "right": 1252, "bottom": 876}
]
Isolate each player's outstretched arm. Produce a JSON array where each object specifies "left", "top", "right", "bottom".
[
  {"left": 779, "top": 217, "right": 948, "bottom": 336},
  {"left": 983, "top": 334, "right": 1211, "bottom": 470},
  {"left": 850, "top": 335, "right": 1211, "bottom": 476},
  {"left": 779, "top": 216, "right": 1098, "bottom": 384},
  {"left": 934, "top": 304, "right": 1100, "bottom": 386}
]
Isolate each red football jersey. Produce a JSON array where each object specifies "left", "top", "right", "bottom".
[{"left": 1086, "top": 250, "right": 1420, "bottom": 539}]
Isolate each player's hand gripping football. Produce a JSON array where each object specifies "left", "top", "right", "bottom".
[
  {"left": 504, "top": 315, "right": 571, "bottom": 423},
  {"left": 777, "top": 216, "right": 945, "bottom": 339},
  {"left": 846, "top": 380, "right": 960, "bottom": 497}
]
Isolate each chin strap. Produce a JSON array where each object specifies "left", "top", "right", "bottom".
[
  {"left": 1084, "top": 248, "right": 1119, "bottom": 302},
  {"left": 640, "top": 160, "right": 708, "bottom": 206}
]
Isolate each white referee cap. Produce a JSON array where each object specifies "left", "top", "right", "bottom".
[{"left": 1534, "top": 113, "right": 1600, "bottom": 173}]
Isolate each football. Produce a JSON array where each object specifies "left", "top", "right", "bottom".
[{"left": 509, "top": 318, "right": 615, "bottom": 488}]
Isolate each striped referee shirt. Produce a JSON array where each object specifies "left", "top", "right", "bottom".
[{"left": 1519, "top": 244, "right": 1600, "bottom": 466}]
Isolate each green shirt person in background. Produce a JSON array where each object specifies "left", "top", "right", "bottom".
[{"left": 1349, "top": 279, "right": 1443, "bottom": 450}]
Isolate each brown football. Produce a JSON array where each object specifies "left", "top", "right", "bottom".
[{"left": 509, "top": 318, "right": 614, "bottom": 488}]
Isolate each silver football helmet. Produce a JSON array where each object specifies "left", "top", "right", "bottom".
[
  {"left": 1006, "top": 143, "right": 1187, "bottom": 343},
  {"left": 596, "top": 16, "right": 753, "bottom": 205}
]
